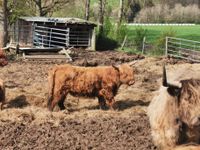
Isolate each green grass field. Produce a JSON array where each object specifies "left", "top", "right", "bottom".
[{"left": 127, "top": 25, "right": 200, "bottom": 43}]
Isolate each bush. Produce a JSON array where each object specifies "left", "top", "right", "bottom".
[
  {"left": 156, "top": 28, "right": 176, "bottom": 48},
  {"left": 96, "top": 17, "right": 128, "bottom": 50},
  {"left": 151, "top": 28, "right": 176, "bottom": 56},
  {"left": 115, "top": 23, "right": 128, "bottom": 44},
  {"left": 103, "top": 17, "right": 115, "bottom": 38},
  {"left": 134, "top": 27, "right": 147, "bottom": 50}
]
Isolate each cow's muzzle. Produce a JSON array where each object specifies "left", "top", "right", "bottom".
[
  {"left": 191, "top": 116, "right": 200, "bottom": 127},
  {"left": 128, "top": 80, "right": 135, "bottom": 86}
]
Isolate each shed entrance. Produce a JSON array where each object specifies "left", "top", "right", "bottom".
[{"left": 33, "top": 24, "right": 69, "bottom": 48}]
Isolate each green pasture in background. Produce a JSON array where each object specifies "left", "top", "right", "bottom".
[{"left": 127, "top": 25, "right": 200, "bottom": 43}]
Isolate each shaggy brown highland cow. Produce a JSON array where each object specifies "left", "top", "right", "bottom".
[{"left": 47, "top": 62, "right": 136, "bottom": 111}]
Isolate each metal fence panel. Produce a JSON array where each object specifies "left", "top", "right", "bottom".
[
  {"left": 33, "top": 25, "right": 69, "bottom": 48},
  {"left": 166, "top": 37, "right": 200, "bottom": 62}
]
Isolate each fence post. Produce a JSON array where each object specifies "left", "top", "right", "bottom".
[
  {"left": 121, "top": 35, "right": 127, "bottom": 50},
  {"left": 165, "top": 36, "right": 168, "bottom": 56},
  {"left": 142, "top": 36, "right": 146, "bottom": 54}
]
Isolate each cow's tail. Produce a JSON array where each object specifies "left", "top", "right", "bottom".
[
  {"left": 0, "top": 82, "right": 6, "bottom": 110},
  {"left": 47, "top": 68, "right": 57, "bottom": 111}
]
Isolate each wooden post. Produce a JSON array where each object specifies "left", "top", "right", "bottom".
[
  {"left": 142, "top": 36, "right": 146, "bottom": 54},
  {"left": 90, "top": 28, "right": 96, "bottom": 51},
  {"left": 121, "top": 35, "right": 127, "bottom": 50},
  {"left": 165, "top": 36, "right": 168, "bottom": 56}
]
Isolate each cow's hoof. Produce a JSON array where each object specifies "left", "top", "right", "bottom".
[
  {"left": 99, "top": 105, "right": 108, "bottom": 110},
  {"left": 59, "top": 106, "right": 66, "bottom": 110},
  {"left": 48, "top": 107, "right": 53, "bottom": 112},
  {"left": 0, "top": 103, "right": 4, "bottom": 110}
]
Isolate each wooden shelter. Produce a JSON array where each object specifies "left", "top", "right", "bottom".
[{"left": 11, "top": 17, "right": 97, "bottom": 50}]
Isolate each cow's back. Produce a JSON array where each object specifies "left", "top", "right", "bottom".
[
  {"left": 69, "top": 65, "right": 120, "bottom": 96},
  {"left": 49, "top": 64, "right": 120, "bottom": 96}
]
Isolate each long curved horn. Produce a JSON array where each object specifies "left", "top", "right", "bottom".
[
  {"left": 163, "top": 65, "right": 168, "bottom": 87},
  {"left": 128, "top": 61, "right": 137, "bottom": 66},
  {"left": 112, "top": 64, "right": 120, "bottom": 72}
]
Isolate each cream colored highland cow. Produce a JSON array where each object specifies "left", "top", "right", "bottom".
[{"left": 147, "top": 65, "right": 200, "bottom": 150}]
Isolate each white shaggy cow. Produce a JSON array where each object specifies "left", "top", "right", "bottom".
[{"left": 148, "top": 65, "right": 200, "bottom": 150}]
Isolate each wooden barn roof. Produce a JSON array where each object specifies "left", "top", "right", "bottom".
[{"left": 19, "top": 17, "right": 97, "bottom": 26}]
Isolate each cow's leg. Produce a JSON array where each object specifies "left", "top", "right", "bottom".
[
  {"left": 0, "top": 92, "right": 5, "bottom": 110},
  {"left": 0, "top": 101, "right": 5, "bottom": 110},
  {"left": 97, "top": 96, "right": 106, "bottom": 110},
  {"left": 99, "top": 89, "right": 116, "bottom": 110},
  {"left": 107, "top": 98, "right": 116, "bottom": 110},
  {"left": 58, "top": 94, "right": 66, "bottom": 110},
  {"left": 0, "top": 103, "right": 3, "bottom": 110},
  {"left": 48, "top": 92, "right": 63, "bottom": 111}
]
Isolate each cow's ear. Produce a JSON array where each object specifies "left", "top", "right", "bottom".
[{"left": 112, "top": 64, "right": 119, "bottom": 72}]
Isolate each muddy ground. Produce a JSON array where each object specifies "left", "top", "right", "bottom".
[{"left": 0, "top": 50, "right": 196, "bottom": 150}]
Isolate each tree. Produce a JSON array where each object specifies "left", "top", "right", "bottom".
[
  {"left": 118, "top": 0, "right": 124, "bottom": 24},
  {"left": 31, "top": 0, "right": 68, "bottom": 16},
  {"left": 3, "top": 0, "right": 8, "bottom": 47},
  {"left": 98, "top": 0, "right": 106, "bottom": 33},
  {"left": 85, "top": 0, "right": 90, "bottom": 20},
  {"left": 8, "top": 0, "right": 35, "bottom": 24}
]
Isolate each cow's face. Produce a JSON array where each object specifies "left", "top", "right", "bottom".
[
  {"left": 148, "top": 86, "right": 183, "bottom": 149},
  {"left": 148, "top": 66, "right": 185, "bottom": 149},
  {"left": 118, "top": 64, "right": 135, "bottom": 86},
  {"left": 178, "top": 79, "right": 200, "bottom": 143}
]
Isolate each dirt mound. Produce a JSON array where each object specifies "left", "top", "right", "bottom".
[
  {"left": 0, "top": 112, "right": 155, "bottom": 150},
  {"left": 69, "top": 49, "right": 145, "bottom": 66}
]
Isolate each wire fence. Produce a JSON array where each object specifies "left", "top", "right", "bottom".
[{"left": 122, "top": 36, "right": 157, "bottom": 55}]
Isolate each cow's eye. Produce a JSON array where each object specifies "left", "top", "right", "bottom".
[
  {"left": 198, "top": 117, "right": 200, "bottom": 121},
  {"left": 175, "top": 118, "right": 180, "bottom": 124},
  {"left": 167, "top": 86, "right": 180, "bottom": 96},
  {"left": 174, "top": 88, "right": 180, "bottom": 94}
]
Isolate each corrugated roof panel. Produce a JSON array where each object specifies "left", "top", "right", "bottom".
[{"left": 19, "top": 17, "right": 97, "bottom": 26}]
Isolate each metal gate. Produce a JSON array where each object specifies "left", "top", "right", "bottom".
[
  {"left": 33, "top": 25, "right": 70, "bottom": 48},
  {"left": 166, "top": 37, "right": 200, "bottom": 62}
]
